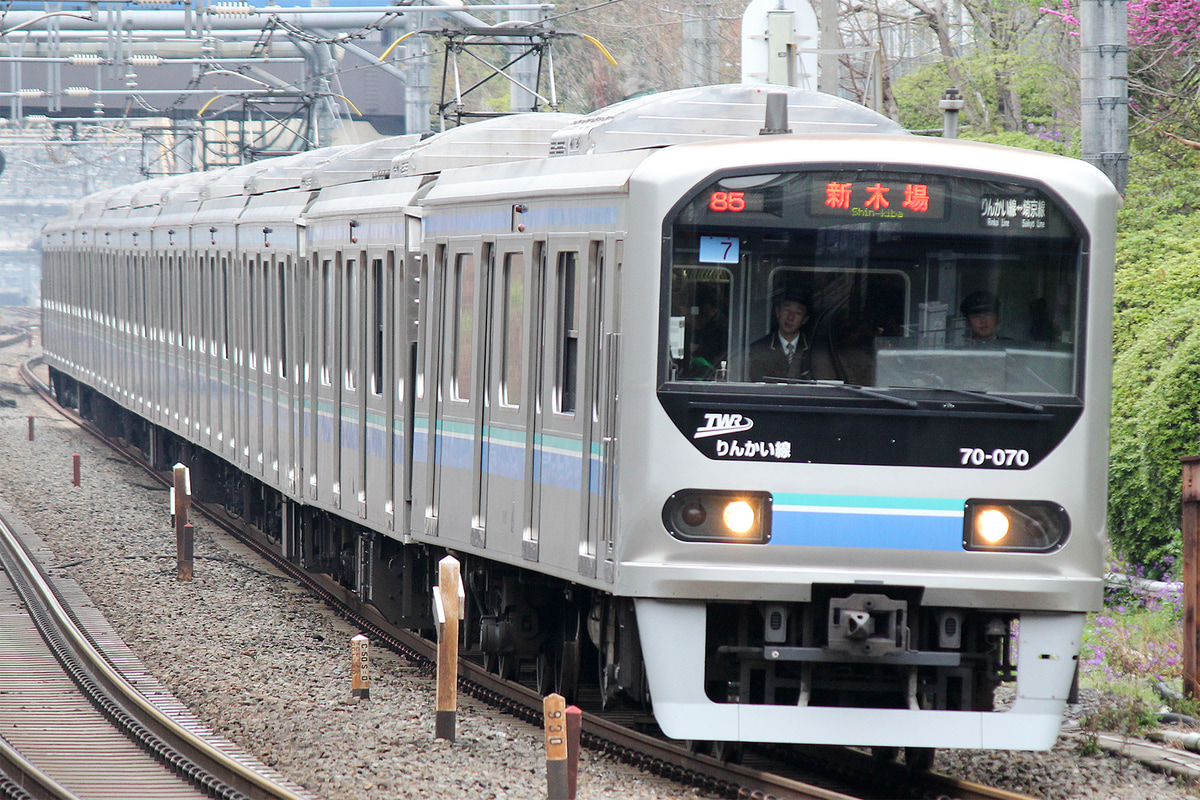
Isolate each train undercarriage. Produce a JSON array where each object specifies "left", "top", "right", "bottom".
[{"left": 51, "top": 369, "right": 648, "bottom": 715}]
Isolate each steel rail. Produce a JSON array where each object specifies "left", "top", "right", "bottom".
[{"left": 0, "top": 478, "right": 311, "bottom": 800}]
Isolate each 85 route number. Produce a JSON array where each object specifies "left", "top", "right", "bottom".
[{"left": 960, "top": 447, "right": 1029, "bottom": 468}]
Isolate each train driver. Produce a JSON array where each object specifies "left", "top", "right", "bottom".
[
  {"left": 748, "top": 292, "right": 813, "bottom": 381},
  {"left": 960, "top": 290, "right": 1011, "bottom": 347}
]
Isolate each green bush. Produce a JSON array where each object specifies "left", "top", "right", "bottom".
[{"left": 1108, "top": 148, "right": 1200, "bottom": 568}]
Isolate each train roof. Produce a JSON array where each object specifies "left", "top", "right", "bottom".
[
  {"left": 387, "top": 113, "right": 581, "bottom": 178},
  {"left": 547, "top": 84, "right": 905, "bottom": 157},
  {"left": 300, "top": 135, "right": 425, "bottom": 189}
]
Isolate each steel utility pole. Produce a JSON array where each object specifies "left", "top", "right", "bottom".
[{"left": 1080, "top": 0, "right": 1128, "bottom": 193}]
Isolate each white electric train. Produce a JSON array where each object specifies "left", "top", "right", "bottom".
[{"left": 40, "top": 84, "right": 1119, "bottom": 759}]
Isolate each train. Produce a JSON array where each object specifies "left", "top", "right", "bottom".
[{"left": 40, "top": 83, "right": 1119, "bottom": 761}]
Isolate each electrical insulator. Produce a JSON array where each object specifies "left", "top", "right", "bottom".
[
  {"left": 64, "top": 87, "right": 94, "bottom": 98},
  {"left": 128, "top": 55, "right": 164, "bottom": 67},
  {"left": 16, "top": 89, "right": 44, "bottom": 99},
  {"left": 68, "top": 54, "right": 103, "bottom": 66},
  {"left": 210, "top": 3, "right": 253, "bottom": 16}
]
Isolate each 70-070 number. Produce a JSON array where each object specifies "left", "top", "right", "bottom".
[{"left": 960, "top": 447, "right": 1029, "bottom": 467}]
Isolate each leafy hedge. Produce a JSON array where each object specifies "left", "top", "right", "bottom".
[{"left": 1109, "top": 149, "right": 1200, "bottom": 568}]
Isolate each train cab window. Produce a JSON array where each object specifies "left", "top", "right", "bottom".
[
  {"left": 453, "top": 253, "right": 475, "bottom": 402},
  {"left": 555, "top": 251, "right": 580, "bottom": 414},
  {"left": 501, "top": 252, "right": 525, "bottom": 408},
  {"left": 665, "top": 170, "right": 1084, "bottom": 399}
]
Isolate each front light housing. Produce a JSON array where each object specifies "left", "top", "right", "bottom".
[
  {"left": 963, "top": 500, "right": 1068, "bottom": 552},
  {"left": 664, "top": 490, "right": 772, "bottom": 543}
]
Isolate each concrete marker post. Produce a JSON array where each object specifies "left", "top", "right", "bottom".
[
  {"left": 544, "top": 693, "right": 567, "bottom": 800},
  {"left": 351, "top": 634, "right": 371, "bottom": 700},
  {"left": 434, "top": 554, "right": 464, "bottom": 741}
]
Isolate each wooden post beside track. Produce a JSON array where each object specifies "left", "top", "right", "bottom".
[
  {"left": 27, "top": 414, "right": 33, "bottom": 441},
  {"left": 544, "top": 694, "right": 568, "bottom": 800},
  {"left": 174, "top": 464, "right": 193, "bottom": 582},
  {"left": 72, "top": 453, "right": 80, "bottom": 487},
  {"left": 1182, "top": 456, "right": 1200, "bottom": 697},
  {"left": 434, "top": 555, "right": 464, "bottom": 741},
  {"left": 565, "top": 704, "right": 581, "bottom": 799},
  {"left": 351, "top": 634, "right": 370, "bottom": 700}
]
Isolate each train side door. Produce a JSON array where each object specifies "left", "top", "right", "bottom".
[
  {"left": 397, "top": 213, "right": 422, "bottom": 537},
  {"left": 476, "top": 243, "right": 529, "bottom": 556},
  {"left": 581, "top": 238, "right": 620, "bottom": 581},
  {"left": 524, "top": 238, "right": 591, "bottom": 569}
]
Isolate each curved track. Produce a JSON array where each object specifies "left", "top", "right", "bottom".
[{"left": 0, "top": 501, "right": 314, "bottom": 800}]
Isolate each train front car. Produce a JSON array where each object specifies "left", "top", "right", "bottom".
[{"left": 620, "top": 131, "right": 1118, "bottom": 751}]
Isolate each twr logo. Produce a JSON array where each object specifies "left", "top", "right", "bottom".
[{"left": 694, "top": 413, "right": 754, "bottom": 439}]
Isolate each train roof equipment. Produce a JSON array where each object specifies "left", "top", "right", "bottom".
[{"left": 547, "top": 83, "right": 907, "bottom": 157}]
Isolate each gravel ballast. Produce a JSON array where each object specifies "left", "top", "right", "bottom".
[{"left": 0, "top": 337, "right": 1196, "bottom": 800}]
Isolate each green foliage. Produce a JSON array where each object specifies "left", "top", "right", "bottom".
[
  {"left": 1108, "top": 146, "right": 1200, "bottom": 565},
  {"left": 1079, "top": 695, "right": 1159, "bottom": 755},
  {"left": 893, "top": 63, "right": 950, "bottom": 132},
  {"left": 960, "top": 130, "right": 1070, "bottom": 155},
  {"left": 891, "top": 53, "right": 1078, "bottom": 144}
]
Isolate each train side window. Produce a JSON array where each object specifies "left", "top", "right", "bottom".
[
  {"left": 501, "top": 252, "right": 524, "bottom": 408},
  {"left": 555, "top": 251, "right": 580, "bottom": 415},
  {"left": 453, "top": 252, "right": 475, "bottom": 402}
]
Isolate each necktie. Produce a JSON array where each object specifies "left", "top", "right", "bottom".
[{"left": 784, "top": 341, "right": 795, "bottom": 364}]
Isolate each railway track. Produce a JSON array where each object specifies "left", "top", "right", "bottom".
[
  {"left": 0, "top": 493, "right": 314, "bottom": 800},
  {"left": 13, "top": 347, "right": 1042, "bottom": 800}
]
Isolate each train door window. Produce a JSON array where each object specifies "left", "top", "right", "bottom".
[
  {"left": 371, "top": 256, "right": 384, "bottom": 396},
  {"left": 321, "top": 259, "right": 333, "bottom": 385},
  {"left": 279, "top": 258, "right": 289, "bottom": 380},
  {"left": 167, "top": 254, "right": 177, "bottom": 347},
  {"left": 416, "top": 250, "right": 436, "bottom": 402},
  {"left": 501, "top": 251, "right": 525, "bottom": 408},
  {"left": 176, "top": 253, "right": 185, "bottom": 349},
  {"left": 452, "top": 252, "right": 475, "bottom": 402},
  {"left": 263, "top": 258, "right": 274, "bottom": 375},
  {"left": 590, "top": 241, "right": 606, "bottom": 420},
  {"left": 555, "top": 251, "right": 580, "bottom": 415},
  {"left": 345, "top": 257, "right": 359, "bottom": 392},
  {"left": 248, "top": 259, "right": 258, "bottom": 371},
  {"left": 221, "top": 257, "right": 230, "bottom": 359}
]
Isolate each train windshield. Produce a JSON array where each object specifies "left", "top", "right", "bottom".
[{"left": 665, "top": 169, "right": 1085, "bottom": 397}]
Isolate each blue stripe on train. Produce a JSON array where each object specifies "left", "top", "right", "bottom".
[{"left": 771, "top": 494, "right": 966, "bottom": 550}]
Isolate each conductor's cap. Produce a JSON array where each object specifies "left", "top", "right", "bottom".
[{"left": 960, "top": 290, "right": 999, "bottom": 316}]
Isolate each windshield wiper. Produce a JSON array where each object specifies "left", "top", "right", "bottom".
[
  {"left": 930, "top": 387, "right": 1045, "bottom": 412},
  {"left": 762, "top": 378, "right": 920, "bottom": 408}
]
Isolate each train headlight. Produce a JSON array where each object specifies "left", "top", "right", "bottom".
[
  {"left": 963, "top": 500, "right": 1068, "bottom": 552},
  {"left": 664, "top": 490, "right": 772, "bottom": 543}
]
